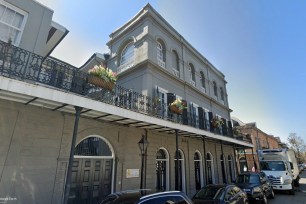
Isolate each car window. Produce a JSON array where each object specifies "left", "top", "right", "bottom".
[
  {"left": 139, "top": 195, "right": 188, "bottom": 204},
  {"left": 193, "top": 186, "right": 225, "bottom": 200},
  {"left": 225, "top": 187, "right": 235, "bottom": 200},
  {"left": 100, "top": 195, "right": 117, "bottom": 204},
  {"left": 236, "top": 174, "right": 260, "bottom": 184}
]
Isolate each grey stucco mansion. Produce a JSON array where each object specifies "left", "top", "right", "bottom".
[{"left": 0, "top": 1, "right": 252, "bottom": 203}]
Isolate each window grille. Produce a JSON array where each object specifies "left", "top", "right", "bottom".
[{"left": 74, "top": 137, "right": 112, "bottom": 156}]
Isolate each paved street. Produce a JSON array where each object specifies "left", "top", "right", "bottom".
[{"left": 269, "top": 170, "right": 306, "bottom": 203}]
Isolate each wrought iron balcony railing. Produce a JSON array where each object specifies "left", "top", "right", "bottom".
[{"left": 0, "top": 40, "right": 233, "bottom": 137}]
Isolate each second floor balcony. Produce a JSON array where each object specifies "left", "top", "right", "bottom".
[{"left": 0, "top": 40, "right": 235, "bottom": 139}]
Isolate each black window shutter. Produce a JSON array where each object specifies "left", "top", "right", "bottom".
[
  {"left": 189, "top": 102, "right": 194, "bottom": 127},
  {"left": 198, "top": 107, "right": 204, "bottom": 130},
  {"left": 167, "top": 93, "right": 176, "bottom": 105},
  {"left": 221, "top": 118, "right": 227, "bottom": 136},
  {"left": 227, "top": 120, "right": 233, "bottom": 137},
  {"left": 182, "top": 100, "right": 188, "bottom": 125},
  {"left": 208, "top": 112, "right": 214, "bottom": 132}
]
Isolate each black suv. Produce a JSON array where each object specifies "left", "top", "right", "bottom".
[
  {"left": 235, "top": 172, "right": 275, "bottom": 204},
  {"left": 100, "top": 190, "right": 194, "bottom": 204}
]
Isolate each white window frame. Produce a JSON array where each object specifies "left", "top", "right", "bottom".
[
  {"left": 156, "top": 147, "right": 170, "bottom": 191},
  {"left": 190, "top": 102, "right": 199, "bottom": 128},
  {"left": 200, "top": 71, "right": 206, "bottom": 93},
  {"left": 206, "top": 152, "right": 215, "bottom": 184},
  {"left": 0, "top": 0, "right": 28, "bottom": 46},
  {"left": 189, "top": 64, "right": 196, "bottom": 86},
  {"left": 194, "top": 151, "right": 204, "bottom": 188},
  {"left": 203, "top": 108, "right": 210, "bottom": 130},
  {"left": 174, "top": 149, "right": 186, "bottom": 193},
  {"left": 118, "top": 42, "right": 134, "bottom": 73},
  {"left": 157, "top": 42, "right": 165, "bottom": 68},
  {"left": 156, "top": 86, "right": 168, "bottom": 118},
  {"left": 213, "top": 81, "right": 218, "bottom": 100},
  {"left": 220, "top": 87, "right": 225, "bottom": 104},
  {"left": 220, "top": 154, "right": 227, "bottom": 183},
  {"left": 216, "top": 114, "right": 223, "bottom": 135},
  {"left": 172, "top": 50, "right": 179, "bottom": 77}
]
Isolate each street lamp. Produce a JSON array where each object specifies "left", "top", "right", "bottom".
[{"left": 138, "top": 134, "right": 149, "bottom": 189}]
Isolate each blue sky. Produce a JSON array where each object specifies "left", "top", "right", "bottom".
[{"left": 36, "top": 0, "right": 306, "bottom": 143}]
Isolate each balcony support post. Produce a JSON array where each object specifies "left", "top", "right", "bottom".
[{"left": 63, "top": 106, "right": 83, "bottom": 204}]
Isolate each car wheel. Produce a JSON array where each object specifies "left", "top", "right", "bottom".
[
  {"left": 269, "top": 190, "right": 275, "bottom": 199},
  {"left": 262, "top": 194, "right": 268, "bottom": 204}
]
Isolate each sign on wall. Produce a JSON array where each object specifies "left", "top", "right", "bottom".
[{"left": 126, "top": 169, "right": 139, "bottom": 178}]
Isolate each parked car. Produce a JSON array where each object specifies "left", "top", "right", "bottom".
[
  {"left": 192, "top": 184, "right": 248, "bottom": 204},
  {"left": 235, "top": 172, "right": 275, "bottom": 204},
  {"left": 100, "top": 190, "right": 194, "bottom": 204},
  {"left": 137, "top": 191, "right": 194, "bottom": 204},
  {"left": 99, "top": 189, "right": 155, "bottom": 204}
]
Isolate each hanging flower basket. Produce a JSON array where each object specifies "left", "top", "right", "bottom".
[
  {"left": 168, "top": 98, "right": 186, "bottom": 115},
  {"left": 169, "top": 104, "right": 183, "bottom": 115},
  {"left": 211, "top": 118, "right": 224, "bottom": 128},
  {"left": 87, "top": 65, "right": 117, "bottom": 91},
  {"left": 88, "top": 75, "right": 115, "bottom": 91}
]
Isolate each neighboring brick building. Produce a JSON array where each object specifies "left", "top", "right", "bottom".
[{"left": 232, "top": 117, "right": 281, "bottom": 173}]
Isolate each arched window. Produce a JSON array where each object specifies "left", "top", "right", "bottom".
[
  {"left": 189, "top": 63, "right": 196, "bottom": 86},
  {"left": 174, "top": 149, "right": 186, "bottom": 192},
  {"left": 213, "top": 81, "right": 218, "bottom": 99},
  {"left": 220, "top": 154, "right": 227, "bottom": 184},
  {"left": 72, "top": 136, "right": 114, "bottom": 202},
  {"left": 228, "top": 155, "right": 235, "bottom": 183},
  {"left": 172, "top": 50, "right": 179, "bottom": 77},
  {"left": 200, "top": 71, "right": 206, "bottom": 91},
  {"left": 156, "top": 148, "right": 169, "bottom": 191},
  {"left": 220, "top": 87, "right": 224, "bottom": 102},
  {"left": 206, "top": 152, "right": 215, "bottom": 184},
  {"left": 119, "top": 42, "right": 134, "bottom": 72},
  {"left": 194, "top": 151, "right": 203, "bottom": 190},
  {"left": 157, "top": 40, "right": 165, "bottom": 68},
  {"left": 75, "top": 136, "right": 112, "bottom": 156}
]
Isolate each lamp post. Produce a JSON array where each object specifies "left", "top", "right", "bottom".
[{"left": 138, "top": 134, "right": 148, "bottom": 189}]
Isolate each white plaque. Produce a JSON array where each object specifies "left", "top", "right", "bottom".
[{"left": 126, "top": 169, "right": 139, "bottom": 178}]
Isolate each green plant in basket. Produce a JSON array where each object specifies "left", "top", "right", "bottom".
[{"left": 88, "top": 65, "right": 117, "bottom": 83}]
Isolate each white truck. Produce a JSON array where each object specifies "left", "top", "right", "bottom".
[{"left": 258, "top": 148, "right": 299, "bottom": 195}]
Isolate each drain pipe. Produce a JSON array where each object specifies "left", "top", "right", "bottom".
[{"left": 63, "top": 106, "right": 83, "bottom": 204}]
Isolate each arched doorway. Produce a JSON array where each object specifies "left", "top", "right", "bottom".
[
  {"left": 220, "top": 154, "right": 226, "bottom": 184},
  {"left": 228, "top": 155, "right": 234, "bottom": 183},
  {"left": 206, "top": 152, "right": 215, "bottom": 184},
  {"left": 156, "top": 148, "right": 169, "bottom": 191},
  {"left": 69, "top": 136, "right": 114, "bottom": 204},
  {"left": 174, "top": 149, "right": 186, "bottom": 192},
  {"left": 194, "top": 151, "right": 203, "bottom": 190},
  {"left": 239, "top": 157, "right": 247, "bottom": 173}
]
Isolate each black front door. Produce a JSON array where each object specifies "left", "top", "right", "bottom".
[
  {"left": 69, "top": 158, "right": 112, "bottom": 204},
  {"left": 156, "top": 160, "right": 167, "bottom": 191},
  {"left": 207, "top": 161, "right": 213, "bottom": 184},
  {"left": 194, "top": 160, "right": 201, "bottom": 190}
]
